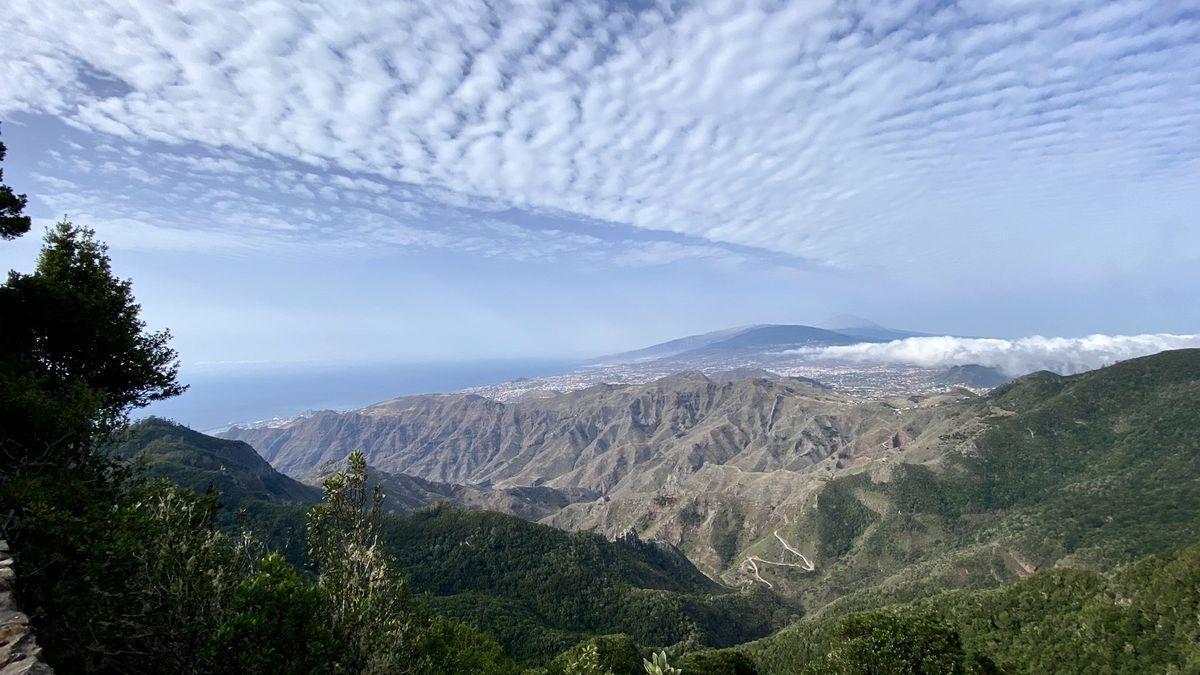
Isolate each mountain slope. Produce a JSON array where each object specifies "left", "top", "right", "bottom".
[
  {"left": 221, "top": 373, "right": 930, "bottom": 498},
  {"left": 383, "top": 505, "right": 798, "bottom": 663},
  {"left": 591, "top": 323, "right": 873, "bottom": 366},
  {"left": 731, "top": 348, "right": 1200, "bottom": 614},
  {"left": 589, "top": 325, "right": 756, "bottom": 364},
  {"left": 224, "top": 349, "right": 1200, "bottom": 594},
  {"left": 303, "top": 460, "right": 597, "bottom": 520},
  {"left": 112, "top": 417, "right": 321, "bottom": 505},
  {"left": 113, "top": 421, "right": 797, "bottom": 665},
  {"left": 818, "top": 314, "right": 930, "bottom": 341},
  {"left": 724, "top": 542, "right": 1200, "bottom": 674},
  {"left": 934, "top": 364, "right": 1011, "bottom": 388}
]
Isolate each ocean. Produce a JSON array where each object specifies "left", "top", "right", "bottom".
[{"left": 140, "top": 358, "right": 576, "bottom": 432}]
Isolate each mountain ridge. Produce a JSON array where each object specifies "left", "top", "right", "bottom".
[{"left": 591, "top": 323, "right": 876, "bottom": 367}]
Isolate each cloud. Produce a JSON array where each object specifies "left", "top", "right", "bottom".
[
  {"left": 1, "top": 0, "right": 1197, "bottom": 279},
  {"left": 18, "top": 132, "right": 759, "bottom": 267},
  {"left": 798, "top": 334, "right": 1200, "bottom": 376}
]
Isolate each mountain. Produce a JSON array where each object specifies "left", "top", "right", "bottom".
[
  {"left": 225, "top": 349, "right": 1200, "bottom": 588},
  {"left": 817, "top": 314, "right": 930, "bottom": 342},
  {"left": 221, "top": 371, "right": 974, "bottom": 575},
  {"left": 303, "top": 460, "right": 597, "bottom": 521},
  {"left": 134, "top": 350, "right": 1200, "bottom": 668},
  {"left": 934, "top": 363, "right": 1012, "bottom": 388},
  {"left": 588, "top": 325, "right": 756, "bottom": 364},
  {"left": 723, "top": 348, "right": 1200, "bottom": 612},
  {"left": 382, "top": 506, "right": 797, "bottom": 663},
  {"left": 715, "top": 542, "right": 1200, "bottom": 674},
  {"left": 221, "top": 372, "right": 928, "bottom": 495},
  {"left": 111, "top": 417, "right": 321, "bottom": 506},
  {"left": 112, "top": 420, "right": 796, "bottom": 664},
  {"left": 592, "top": 323, "right": 872, "bottom": 366}
]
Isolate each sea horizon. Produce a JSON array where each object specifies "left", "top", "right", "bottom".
[{"left": 141, "top": 357, "right": 578, "bottom": 432}]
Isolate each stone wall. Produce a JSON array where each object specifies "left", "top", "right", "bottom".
[{"left": 0, "top": 541, "right": 53, "bottom": 674}]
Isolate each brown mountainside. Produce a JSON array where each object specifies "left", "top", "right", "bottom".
[{"left": 222, "top": 373, "right": 937, "bottom": 496}]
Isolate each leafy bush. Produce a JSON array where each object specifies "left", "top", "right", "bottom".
[{"left": 208, "top": 553, "right": 335, "bottom": 674}]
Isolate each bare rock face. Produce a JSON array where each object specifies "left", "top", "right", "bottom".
[{"left": 0, "top": 541, "right": 54, "bottom": 675}]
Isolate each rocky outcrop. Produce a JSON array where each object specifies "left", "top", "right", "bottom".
[{"left": 0, "top": 541, "right": 53, "bottom": 674}]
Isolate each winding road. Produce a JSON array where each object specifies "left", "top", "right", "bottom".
[{"left": 740, "top": 530, "right": 816, "bottom": 589}]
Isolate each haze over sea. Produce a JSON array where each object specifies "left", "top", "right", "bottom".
[{"left": 143, "top": 359, "right": 574, "bottom": 432}]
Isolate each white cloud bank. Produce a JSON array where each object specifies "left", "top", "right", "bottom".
[{"left": 800, "top": 334, "right": 1200, "bottom": 376}]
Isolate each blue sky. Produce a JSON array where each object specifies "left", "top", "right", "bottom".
[{"left": 2, "top": 0, "right": 1199, "bottom": 367}]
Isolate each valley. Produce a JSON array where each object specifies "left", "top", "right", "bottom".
[
  {"left": 113, "top": 347, "right": 1200, "bottom": 670},
  {"left": 216, "top": 348, "right": 1200, "bottom": 606}
]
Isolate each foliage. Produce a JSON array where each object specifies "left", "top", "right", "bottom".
[
  {"left": 382, "top": 504, "right": 795, "bottom": 663},
  {"left": 643, "top": 651, "right": 682, "bottom": 675},
  {"left": 2, "top": 466, "right": 257, "bottom": 673},
  {"left": 814, "top": 476, "right": 876, "bottom": 559},
  {"left": 805, "top": 610, "right": 977, "bottom": 674},
  {"left": 709, "top": 503, "right": 745, "bottom": 567},
  {"left": 547, "top": 635, "right": 643, "bottom": 675},
  {"left": 673, "top": 650, "right": 757, "bottom": 674},
  {"left": 306, "top": 450, "right": 427, "bottom": 673},
  {"left": 207, "top": 553, "right": 335, "bottom": 674},
  {"left": 0, "top": 127, "right": 31, "bottom": 239},
  {"left": 109, "top": 418, "right": 320, "bottom": 507},
  {"left": 0, "top": 221, "right": 184, "bottom": 472},
  {"left": 735, "top": 542, "right": 1200, "bottom": 674}
]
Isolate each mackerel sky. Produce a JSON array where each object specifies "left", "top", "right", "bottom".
[{"left": 2, "top": 0, "right": 1199, "bottom": 365}]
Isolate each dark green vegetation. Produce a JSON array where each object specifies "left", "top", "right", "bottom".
[
  {"left": 110, "top": 417, "right": 320, "bottom": 506},
  {"left": 109, "top": 418, "right": 319, "bottom": 562},
  {"left": 386, "top": 507, "right": 796, "bottom": 663},
  {"left": 0, "top": 129, "right": 31, "bottom": 239},
  {"left": 729, "top": 542, "right": 1200, "bottom": 673}
]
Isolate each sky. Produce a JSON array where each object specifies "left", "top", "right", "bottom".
[{"left": 2, "top": 0, "right": 1199, "bottom": 369}]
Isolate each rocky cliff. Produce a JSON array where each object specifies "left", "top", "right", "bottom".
[{"left": 0, "top": 541, "right": 53, "bottom": 674}]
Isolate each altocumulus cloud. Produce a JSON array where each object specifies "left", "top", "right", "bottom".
[
  {"left": 799, "top": 335, "right": 1200, "bottom": 376},
  {"left": 2, "top": 0, "right": 1199, "bottom": 275}
]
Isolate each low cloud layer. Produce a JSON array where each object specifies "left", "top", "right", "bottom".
[{"left": 800, "top": 334, "right": 1200, "bottom": 376}]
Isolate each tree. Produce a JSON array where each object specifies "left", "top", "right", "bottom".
[
  {"left": 0, "top": 216, "right": 199, "bottom": 671},
  {"left": 808, "top": 610, "right": 973, "bottom": 675},
  {"left": 643, "top": 651, "right": 682, "bottom": 675},
  {"left": 0, "top": 125, "right": 31, "bottom": 240},
  {"left": 307, "top": 451, "right": 428, "bottom": 672},
  {"left": 208, "top": 553, "right": 336, "bottom": 674},
  {"left": 0, "top": 220, "right": 184, "bottom": 470}
]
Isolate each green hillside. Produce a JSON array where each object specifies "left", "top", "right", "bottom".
[
  {"left": 109, "top": 419, "right": 796, "bottom": 664},
  {"left": 724, "top": 541, "right": 1200, "bottom": 674},
  {"left": 384, "top": 506, "right": 798, "bottom": 663},
  {"left": 91, "top": 352, "right": 1200, "bottom": 670},
  {"left": 753, "top": 348, "right": 1200, "bottom": 618},
  {"left": 110, "top": 417, "right": 321, "bottom": 506}
]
